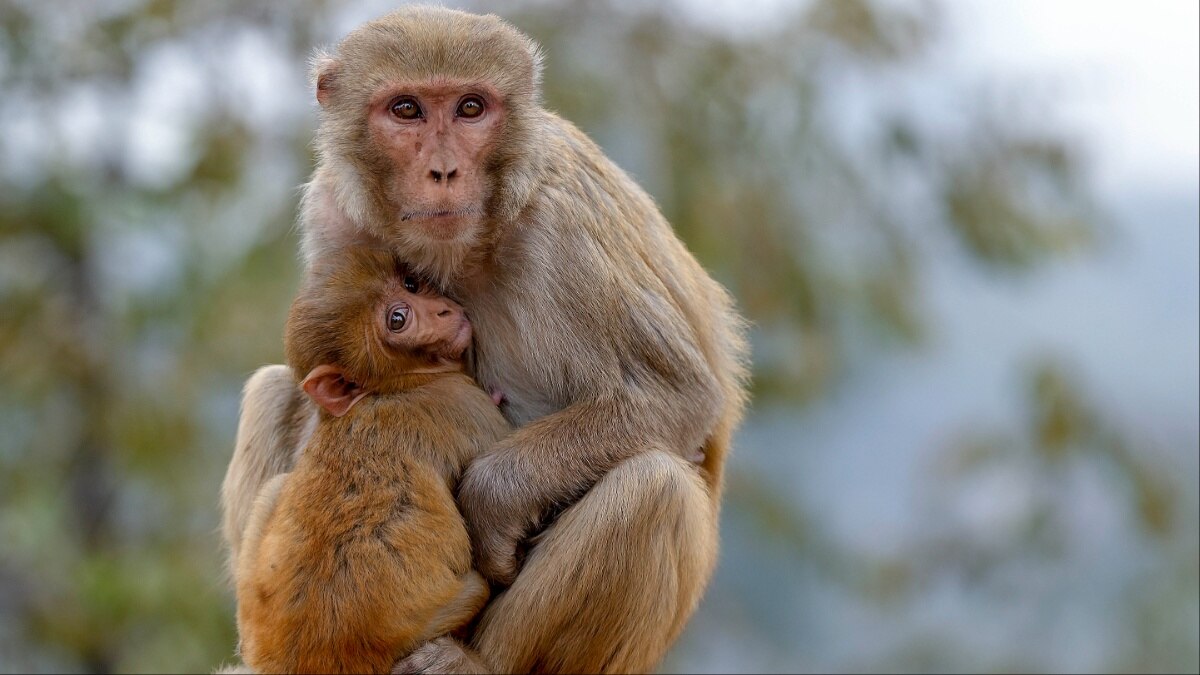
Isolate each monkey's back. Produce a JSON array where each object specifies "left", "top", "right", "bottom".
[{"left": 236, "top": 374, "right": 509, "bottom": 674}]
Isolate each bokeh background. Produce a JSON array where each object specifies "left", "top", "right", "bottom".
[{"left": 1, "top": 1, "right": 1196, "bottom": 672}]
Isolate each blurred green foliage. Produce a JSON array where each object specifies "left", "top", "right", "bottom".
[{"left": 0, "top": 1, "right": 1194, "bottom": 672}]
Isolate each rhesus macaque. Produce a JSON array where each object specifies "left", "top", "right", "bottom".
[
  {"left": 222, "top": 6, "right": 749, "bottom": 673},
  {"left": 233, "top": 249, "right": 509, "bottom": 674}
]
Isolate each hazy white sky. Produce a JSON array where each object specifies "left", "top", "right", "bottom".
[
  {"left": 952, "top": 0, "right": 1199, "bottom": 196},
  {"left": 694, "top": 0, "right": 1199, "bottom": 196}
]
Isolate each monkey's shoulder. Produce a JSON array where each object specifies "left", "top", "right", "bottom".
[
  {"left": 530, "top": 113, "right": 663, "bottom": 226},
  {"left": 384, "top": 376, "right": 509, "bottom": 432},
  {"left": 322, "top": 377, "right": 509, "bottom": 460}
]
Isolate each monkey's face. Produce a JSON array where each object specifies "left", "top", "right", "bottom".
[
  {"left": 310, "top": 8, "right": 543, "bottom": 283},
  {"left": 367, "top": 272, "right": 473, "bottom": 369},
  {"left": 361, "top": 80, "right": 505, "bottom": 247},
  {"left": 289, "top": 252, "right": 475, "bottom": 415}
]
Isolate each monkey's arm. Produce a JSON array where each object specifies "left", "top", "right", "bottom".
[
  {"left": 418, "top": 571, "right": 489, "bottom": 642},
  {"left": 459, "top": 359, "right": 721, "bottom": 584}
]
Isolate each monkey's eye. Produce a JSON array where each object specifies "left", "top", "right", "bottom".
[
  {"left": 390, "top": 97, "right": 422, "bottom": 120},
  {"left": 403, "top": 275, "right": 421, "bottom": 293},
  {"left": 457, "top": 96, "right": 485, "bottom": 118},
  {"left": 387, "top": 305, "right": 409, "bottom": 332}
]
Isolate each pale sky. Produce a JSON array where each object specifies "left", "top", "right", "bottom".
[
  {"left": 691, "top": 0, "right": 1199, "bottom": 196},
  {"left": 952, "top": 0, "right": 1200, "bottom": 196}
]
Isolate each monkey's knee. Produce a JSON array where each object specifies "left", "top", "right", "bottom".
[
  {"left": 473, "top": 450, "right": 716, "bottom": 674},
  {"left": 593, "top": 450, "right": 719, "bottom": 611},
  {"left": 234, "top": 365, "right": 307, "bottom": 456},
  {"left": 242, "top": 364, "right": 297, "bottom": 408}
]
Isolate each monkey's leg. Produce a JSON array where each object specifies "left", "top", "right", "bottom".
[
  {"left": 472, "top": 449, "right": 718, "bottom": 674},
  {"left": 220, "top": 364, "right": 315, "bottom": 573}
]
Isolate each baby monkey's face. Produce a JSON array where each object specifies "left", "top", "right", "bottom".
[
  {"left": 288, "top": 255, "right": 474, "bottom": 417},
  {"left": 374, "top": 272, "right": 472, "bottom": 365}
]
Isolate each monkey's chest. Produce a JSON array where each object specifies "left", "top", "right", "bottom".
[{"left": 469, "top": 302, "right": 567, "bottom": 427}]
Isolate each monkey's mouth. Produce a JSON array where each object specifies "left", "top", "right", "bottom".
[
  {"left": 449, "top": 316, "right": 473, "bottom": 357},
  {"left": 400, "top": 207, "right": 481, "bottom": 222}
]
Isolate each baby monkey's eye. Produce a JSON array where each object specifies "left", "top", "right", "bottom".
[
  {"left": 387, "top": 305, "right": 409, "bottom": 332},
  {"left": 403, "top": 275, "right": 421, "bottom": 293}
]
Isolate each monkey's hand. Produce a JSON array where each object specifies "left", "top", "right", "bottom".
[
  {"left": 458, "top": 383, "right": 715, "bottom": 584},
  {"left": 457, "top": 449, "right": 542, "bottom": 586},
  {"left": 393, "top": 637, "right": 490, "bottom": 674},
  {"left": 457, "top": 398, "right": 662, "bottom": 585}
]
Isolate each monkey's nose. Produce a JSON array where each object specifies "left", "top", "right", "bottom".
[{"left": 429, "top": 168, "right": 458, "bottom": 183}]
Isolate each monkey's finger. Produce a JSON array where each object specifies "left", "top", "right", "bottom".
[{"left": 475, "top": 535, "right": 520, "bottom": 586}]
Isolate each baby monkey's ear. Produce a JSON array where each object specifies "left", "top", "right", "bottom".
[{"left": 301, "top": 364, "right": 369, "bottom": 417}]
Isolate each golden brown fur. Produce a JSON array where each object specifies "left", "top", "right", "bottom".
[
  {"left": 223, "top": 7, "right": 749, "bottom": 673},
  {"left": 231, "top": 250, "right": 509, "bottom": 674},
  {"left": 236, "top": 376, "right": 506, "bottom": 674}
]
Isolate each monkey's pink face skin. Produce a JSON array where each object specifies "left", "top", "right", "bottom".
[
  {"left": 375, "top": 276, "right": 473, "bottom": 363},
  {"left": 368, "top": 79, "right": 506, "bottom": 243}
]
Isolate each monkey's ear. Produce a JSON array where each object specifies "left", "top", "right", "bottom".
[
  {"left": 310, "top": 49, "right": 340, "bottom": 107},
  {"left": 301, "top": 364, "right": 368, "bottom": 417}
]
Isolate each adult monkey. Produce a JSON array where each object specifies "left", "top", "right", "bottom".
[{"left": 221, "top": 6, "right": 748, "bottom": 673}]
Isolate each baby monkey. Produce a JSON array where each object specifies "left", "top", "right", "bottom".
[{"left": 234, "top": 249, "right": 510, "bottom": 674}]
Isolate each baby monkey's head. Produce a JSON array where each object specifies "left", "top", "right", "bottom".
[{"left": 285, "top": 249, "right": 472, "bottom": 417}]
